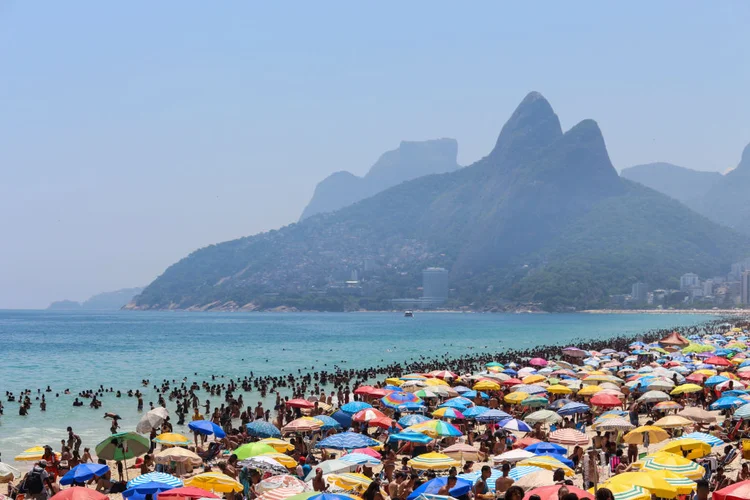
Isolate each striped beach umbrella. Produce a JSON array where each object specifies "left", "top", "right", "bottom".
[
  {"left": 316, "top": 432, "right": 379, "bottom": 450},
  {"left": 592, "top": 483, "right": 650, "bottom": 500},
  {"left": 128, "top": 472, "right": 183, "bottom": 489},
  {"left": 399, "top": 414, "right": 430, "bottom": 427},
  {"left": 339, "top": 453, "right": 381, "bottom": 467},
  {"left": 408, "top": 452, "right": 460, "bottom": 471},
  {"left": 352, "top": 408, "right": 385, "bottom": 422},
  {"left": 601, "top": 472, "right": 677, "bottom": 498},
  {"left": 257, "top": 487, "right": 309, "bottom": 500},
  {"left": 525, "top": 410, "right": 562, "bottom": 425},
  {"left": 549, "top": 429, "right": 589, "bottom": 446},
  {"left": 500, "top": 418, "right": 532, "bottom": 432},
  {"left": 556, "top": 402, "right": 590, "bottom": 416},
  {"left": 432, "top": 407, "right": 465, "bottom": 419},
  {"left": 475, "top": 409, "right": 512, "bottom": 422},
  {"left": 312, "top": 415, "right": 343, "bottom": 430},
  {"left": 681, "top": 432, "right": 724, "bottom": 447},
  {"left": 381, "top": 392, "right": 422, "bottom": 409},
  {"left": 636, "top": 452, "right": 706, "bottom": 480},
  {"left": 153, "top": 433, "right": 193, "bottom": 447},
  {"left": 247, "top": 420, "right": 282, "bottom": 438},
  {"left": 282, "top": 417, "right": 324, "bottom": 434},
  {"left": 517, "top": 455, "right": 574, "bottom": 477},
  {"left": 405, "top": 419, "right": 462, "bottom": 438},
  {"left": 591, "top": 417, "right": 634, "bottom": 432},
  {"left": 254, "top": 474, "right": 308, "bottom": 495}
]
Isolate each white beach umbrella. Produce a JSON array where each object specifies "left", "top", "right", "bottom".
[
  {"left": 136, "top": 407, "right": 169, "bottom": 433},
  {"left": 492, "top": 449, "right": 535, "bottom": 464},
  {"left": 525, "top": 410, "right": 562, "bottom": 425},
  {"left": 637, "top": 390, "right": 671, "bottom": 403}
]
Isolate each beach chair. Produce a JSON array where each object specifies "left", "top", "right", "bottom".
[
  {"left": 575, "top": 422, "right": 586, "bottom": 433},
  {"left": 198, "top": 442, "right": 222, "bottom": 462}
]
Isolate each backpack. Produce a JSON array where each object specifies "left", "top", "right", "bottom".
[{"left": 26, "top": 469, "right": 44, "bottom": 494}]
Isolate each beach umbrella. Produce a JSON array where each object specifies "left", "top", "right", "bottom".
[
  {"left": 303, "top": 459, "right": 357, "bottom": 481},
  {"left": 185, "top": 472, "right": 243, "bottom": 493},
  {"left": 670, "top": 384, "right": 703, "bottom": 395},
  {"left": 128, "top": 472, "right": 183, "bottom": 489},
  {"left": 461, "top": 390, "right": 489, "bottom": 399},
  {"left": 493, "top": 449, "right": 536, "bottom": 463},
  {"left": 578, "top": 385, "right": 603, "bottom": 396},
  {"left": 247, "top": 420, "right": 283, "bottom": 438},
  {"left": 354, "top": 386, "right": 377, "bottom": 395},
  {"left": 591, "top": 417, "right": 635, "bottom": 432},
  {"left": 339, "top": 453, "right": 381, "bottom": 467},
  {"left": 557, "top": 402, "right": 590, "bottom": 416},
  {"left": 406, "top": 477, "right": 473, "bottom": 500},
  {"left": 705, "top": 356, "right": 732, "bottom": 367},
  {"left": 521, "top": 395, "right": 549, "bottom": 407},
  {"left": 439, "top": 399, "right": 470, "bottom": 410},
  {"left": 504, "top": 392, "right": 529, "bottom": 404},
  {"left": 527, "top": 485, "right": 593, "bottom": 500},
  {"left": 659, "top": 438, "right": 711, "bottom": 459},
  {"left": 158, "top": 487, "right": 220, "bottom": 500},
  {"left": 713, "top": 480, "right": 750, "bottom": 500},
  {"left": 50, "top": 487, "right": 108, "bottom": 500},
  {"left": 136, "top": 407, "right": 170, "bottom": 434},
  {"left": 678, "top": 406, "right": 717, "bottom": 423},
  {"left": 60, "top": 463, "right": 110, "bottom": 485},
  {"left": 352, "top": 408, "right": 386, "bottom": 422},
  {"left": 238, "top": 456, "right": 289, "bottom": 476},
  {"left": 14, "top": 446, "right": 60, "bottom": 462},
  {"left": 590, "top": 393, "right": 623, "bottom": 408},
  {"left": 262, "top": 453, "right": 297, "bottom": 468},
  {"left": 442, "top": 443, "right": 482, "bottom": 462},
  {"left": 653, "top": 415, "right": 693, "bottom": 429},
  {"left": 462, "top": 405, "right": 489, "bottom": 418},
  {"left": 188, "top": 420, "right": 226, "bottom": 439},
  {"left": 340, "top": 402, "right": 372, "bottom": 414},
  {"left": 312, "top": 415, "right": 343, "bottom": 431},
  {"left": 547, "top": 385, "right": 573, "bottom": 395},
  {"left": 637, "top": 390, "right": 671, "bottom": 403},
  {"left": 399, "top": 414, "right": 430, "bottom": 427},
  {"left": 529, "top": 358, "right": 548, "bottom": 367},
  {"left": 654, "top": 401, "right": 684, "bottom": 411},
  {"left": 681, "top": 431, "right": 723, "bottom": 447},
  {"left": 0, "top": 461, "right": 20, "bottom": 480},
  {"left": 525, "top": 409, "right": 562, "bottom": 424},
  {"left": 624, "top": 426, "right": 670, "bottom": 445},
  {"left": 589, "top": 483, "right": 650, "bottom": 500},
  {"left": 498, "top": 418, "right": 531, "bottom": 432},
  {"left": 233, "top": 442, "right": 277, "bottom": 460},
  {"left": 154, "top": 447, "right": 202, "bottom": 466},
  {"left": 475, "top": 409, "right": 512, "bottom": 422},
  {"left": 316, "top": 432, "right": 379, "bottom": 450},
  {"left": 710, "top": 396, "right": 746, "bottom": 410},
  {"left": 123, "top": 482, "right": 176, "bottom": 498},
  {"left": 257, "top": 487, "right": 310, "bottom": 500},
  {"left": 329, "top": 411, "right": 352, "bottom": 429},
  {"left": 705, "top": 375, "right": 730, "bottom": 386},
  {"left": 517, "top": 455, "right": 574, "bottom": 476},
  {"left": 282, "top": 417, "right": 323, "bottom": 434},
  {"left": 431, "top": 370, "right": 458, "bottom": 379},
  {"left": 636, "top": 452, "right": 705, "bottom": 480},
  {"left": 255, "top": 475, "right": 309, "bottom": 495},
  {"left": 388, "top": 431, "right": 433, "bottom": 444},
  {"left": 304, "top": 495, "right": 357, "bottom": 500},
  {"left": 643, "top": 470, "right": 697, "bottom": 495},
  {"left": 406, "top": 419, "right": 462, "bottom": 438},
  {"left": 286, "top": 399, "right": 314, "bottom": 409},
  {"left": 473, "top": 380, "right": 500, "bottom": 391},
  {"left": 381, "top": 392, "right": 422, "bottom": 409},
  {"left": 524, "top": 442, "right": 567, "bottom": 455},
  {"left": 432, "top": 407, "right": 464, "bottom": 419},
  {"left": 326, "top": 473, "right": 372, "bottom": 492},
  {"left": 548, "top": 429, "right": 589, "bottom": 446},
  {"left": 601, "top": 472, "right": 678, "bottom": 498},
  {"left": 257, "top": 438, "right": 294, "bottom": 453},
  {"left": 96, "top": 432, "right": 150, "bottom": 461},
  {"left": 408, "top": 452, "right": 460, "bottom": 470},
  {"left": 153, "top": 432, "right": 193, "bottom": 447},
  {"left": 414, "top": 389, "right": 439, "bottom": 399}
]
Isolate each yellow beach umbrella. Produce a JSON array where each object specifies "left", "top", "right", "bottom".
[
  {"left": 602, "top": 471, "right": 678, "bottom": 498},
  {"left": 522, "top": 375, "right": 546, "bottom": 384},
  {"left": 385, "top": 378, "right": 403, "bottom": 386},
  {"left": 624, "top": 426, "right": 670, "bottom": 445},
  {"left": 670, "top": 384, "right": 703, "bottom": 395},
  {"left": 636, "top": 451, "right": 705, "bottom": 480},
  {"left": 185, "top": 472, "right": 244, "bottom": 493},
  {"left": 653, "top": 415, "right": 694, "bottom": 429},
  {"left": 262, "top": 452, "right": 297, "bottom": 468},
  {"left": 14, "top": 447, "right": 60, "bottom": 462},
  {"left": 327, "top": 473, "right": 372, "bottom": 492},
  {"left": 473, "top": 380, "right": 500, "bottom": 391},
  {"left": 504, "top": 392, "right": 529, "bottom": 404},
  {"left": 692, "top": 369, "right": 717, "bottom": 376},
  {"left": 517, "top": 455, "right": 574, "bottom": 477},
  {"left": 644, "top": 470, "right": 697, "bottom": 494},
  {"left": 259, "top": 438, "right": 294, "bottom": 452},
  {"left": 578, "top": 385, "right": 603, "bottom": 396},
  {"left": 153, "top": 432, "right": 193, "bottom": 446},
  {"left": 408, "top": 452, "right": 460, "bottom": 471},
  {"left": 547, "top": 385, "right": 572, "bottom": 395},
  {"left": 589, "top": 483, "right": 650, "bottom": 500},
  {"left": 423, "top": 378, "right": 449, "bottom": 387},
  {"left": 659, "top": 439, "right": 711, "bottom": 459}
]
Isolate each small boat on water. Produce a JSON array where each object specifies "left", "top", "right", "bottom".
[{"left": 404, "top": 310, "right": 414, "bottom": 317}]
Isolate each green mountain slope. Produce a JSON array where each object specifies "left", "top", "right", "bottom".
[
  {"left": 131, "top": 92, "right": 750, "bottom": 311},
  {"left": 620, "top": 162, "right": 722, "bottom": 205}
]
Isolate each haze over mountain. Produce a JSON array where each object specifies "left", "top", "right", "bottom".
[
  {"left": 620, "top": 163, "right": 722, "bottom": 205},
  {"left": 300, "top": 139, "right": 460, "bottom": 220},
  {"left": 130, "top": 92, "right": 750, "bottom": 311},
  {"left": 48, "top": 287, "right": 143, "bottom": 311}
]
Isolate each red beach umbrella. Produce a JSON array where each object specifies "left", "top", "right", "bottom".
[
  {"left": 159, "top": 487, "right": 220, "bottom": 500},
  {"left": 51, "top": 488, "right": 108, "bottom": 500},
  {"left": 705, "top": 356, "right": 732, "bottom": 367},
  {"left": 368, "top": 416, "right": 401, "bottom": 430},
  {"left": 512, "top": 437, "right": 541, "bottom": 449},
  {"left": 713, "top": 480, "right": 750, "bottom": 500},
  {"left": 352, "top": 408, "right": 386, "bottom": 422},
  {"left": 354, "top": 386, "right": 376, "bottom": 395},
  {"left": 503, "top": 378, "right": 523, "bottom": 386},
  {"left": 285, "top": 399, "right": 315, "bottom": 409},
  {"left": 590, "top": 393, "right": 623, "bottom": 408}
]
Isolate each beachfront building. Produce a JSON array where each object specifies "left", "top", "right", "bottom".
[
  {"left": 742, "top": 271, "right": 750, "bottom": 305},
  {"left": 422, "top": 267, "right": 449, "bottom": 302},
  {"left": 631, "top": 282, "right": 648, "bottom": 304},
  {"left": 679, "top": 273, "right": 700, "bottom": 292}
]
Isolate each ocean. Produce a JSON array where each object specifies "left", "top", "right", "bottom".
[{"left": 0, "top": 310, "right": 716, "bottom": 463}]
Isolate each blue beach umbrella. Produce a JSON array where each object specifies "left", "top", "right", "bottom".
[
  {"left": 682, "top": 432, "right": 725, "bottom": 447},
  {"left": 709, "top": 397, "right": 745, "bottom": 411},
  {"left": 340, "top": 401, "right": 372, "bottom": 414},
  {"left": 453, "top": 386, "right": 472, "bottom": 394},
  {"left": 735, "top": 405, "right": 750, "bottom": 420},
  {"left": 127, "top": 472, "right": 183, "bottom": 489},
  {"left": 438, "top": 399, "right": 469, "bottom": 410},
  {"left": 705, "top": 375, "right": 729, "bottom": 387},
  {"left": 316, "top": 431, "right": 379, "bottom": 450},
  {"left": 461, "top": 390, "right": 489, "bottom": 399},
  {"left": 475, "top": 409, "right": 511, "bottom": 422},
  {"left": 525, "top": 442, "right": 567, "bottom": 455},
  {"left": 463, "top": 406, "right": 489, "bottom": 418},
  {"left": 309, "top": 495, "right": 362, "bottom": 500},
  {"left": 534, "top": 453, "right": 575, "bottom": 468},
  {"left": 123, "top": 482, "right": 176, "bottom": 499},
  {"left": 340, "top": 453, "right": 381, "bottom": 466},
  {"left": 60, "top": 463, "right": 109, "bottom": 485},
  {"left": 188, "top": 420, "right": 226, "bottom": 439},
  {"left": 399, "top": 414, "right": 430, "bottom": 427},
  {"left": 508, "top": 466, "right": 545, "bottom": 481},
  {"left": 407, "top": 477, "right": 473, "bottom": 500},
  {"left": 398, "top": 402, "right": 427, "bottom": 412},
  {"left": 499, "top": 418, "right": 532, "bottom": 432},
  {"left": 458, "top": 469, "right": 502, "bottom": 490},
  {"left": 557, "top": 402, "right": 590, "bottom": 416},
  {"left": 331, "top": 410, "right": 352, "bottom": 428},
  {"left": 388, "top": 431, "right": 433, "bottom": 444},
  {"left": 548, "top": 399, "right": 572, "bottom": 410},
  {"left": 723, "top": 390, "right": 748, "bottom": 397},
  {"left": 312, "top": 415, "right": 343, "bottom": 430},
  {"left": 246, "top": 420, "right": 281, "bottom": 438}
]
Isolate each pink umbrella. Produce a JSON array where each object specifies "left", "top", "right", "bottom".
[
  {"left": 548, "top": 428, "right": 589, "bottom": 446},
  {"left": 529, "top": 358, "right": 548, "bottom": 367},
  {"left": 348, "top": 447, "right": 381, "bottom": 458}
]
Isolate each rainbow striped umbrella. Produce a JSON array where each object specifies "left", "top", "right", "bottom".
[
  {"left": 408, "top": 452, "right": 460, "bottom": 470},
  {"left": 405, "top": 419, "right": 462, "bottom": 438},
  {"left": 432, "top": 407, "right": 465, "bottom": 419},
  {"left": 381, "top": 392, "right": 422, "bottom": 409},
  {"left": 153, "top": 433, "right": 193, "bottom": 446}
]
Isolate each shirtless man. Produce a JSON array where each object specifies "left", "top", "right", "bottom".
[
  {"left": 474, "top": 466, "right": 494, "bottom": 500},
  {"left": 312, "top": 468, "right": 328, "bottom": 492},
  {"left": 438, "top": 476, "right": 458, "bottom": 496},
  {"left": 494, "top": 463, "right": 514, "bottom": 496}
]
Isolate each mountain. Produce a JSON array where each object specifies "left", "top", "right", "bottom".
[
  {"left": 130, "top": 92, "right": 750, "bottom": 311},
  {"left": 620, "top": 162, "right": 722, "bottom": 205},
  {"left": 299, "top": 138, "right": 460, "bottom": 220},
  {"left": 692, "top": 143, "right": 750, "bottom": 233},
  {"left": 48, "top": 287, "right": 143, "bottom": 311}
]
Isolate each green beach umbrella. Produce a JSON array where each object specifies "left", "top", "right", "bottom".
[
  {"left": 95, "top": 432, "right": 150, "bottom": 461},
  {"left": 232, "top": 442, "right": 276, "bottom": 460},
  {"left": 521, "top": 396, "right": 549, "bottom": 408}
]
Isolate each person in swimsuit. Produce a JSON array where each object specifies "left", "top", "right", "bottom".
[{"left": 474, "top": 466, "right": 494, "bottom": 500}]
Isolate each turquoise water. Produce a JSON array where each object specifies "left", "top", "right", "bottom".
[{"left": 0, "top": 310, "right": 716, "bottom": 463}]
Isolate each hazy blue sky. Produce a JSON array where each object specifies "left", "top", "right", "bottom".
[{"left": 1, "top": 2, "right": 749, "bottom": 309}]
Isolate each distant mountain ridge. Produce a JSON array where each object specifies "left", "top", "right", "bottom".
[
  {"left": 620, "top": 162, "right": 722, "bottom": 205},
  {"left": 130, "top": 92, "right": 750, "bottom": 312},
  {"left": 48, "top": 287, "right": 143, "bottom": 310},
  {"left": 299, "top": 138, "right": 460, "bottom": 220}
]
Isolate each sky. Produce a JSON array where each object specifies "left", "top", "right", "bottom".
[{"left": 1, "top": 2, "right": 749, "bottom": 309}]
